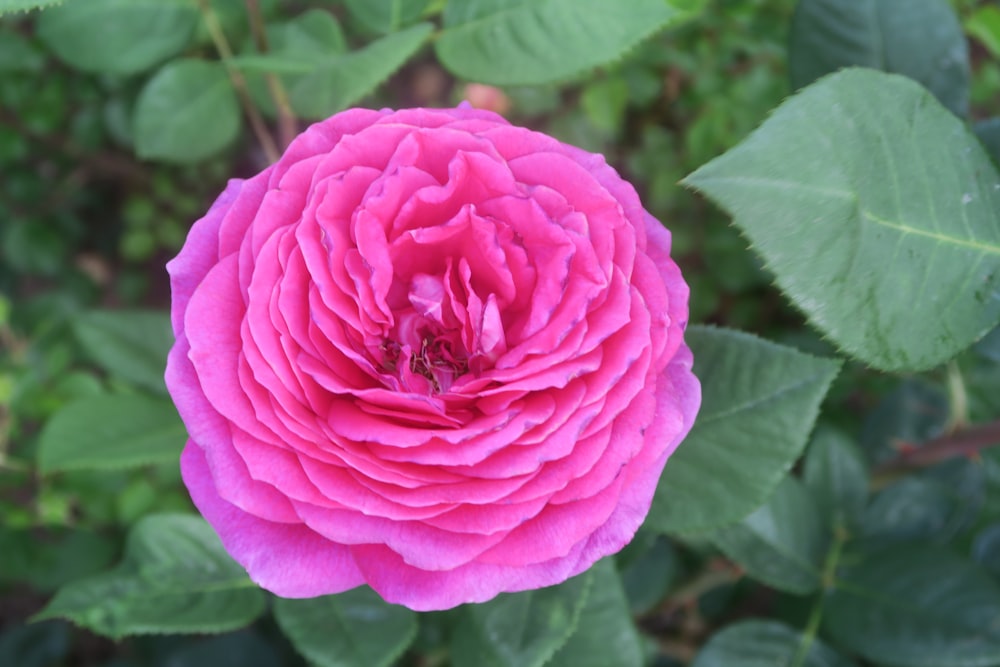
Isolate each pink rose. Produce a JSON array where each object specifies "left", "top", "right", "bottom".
[{"left": 166, "top": 106, "right": 700, "bottom": 611}]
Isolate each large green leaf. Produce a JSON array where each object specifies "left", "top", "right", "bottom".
[
  {"left": 825, "top": 544, "right": 1000, "bottom": 667},
  {"left": 134, "top": 59, "right": 241, "bottom": 164},
  {"left": 450, "top": 566, "right": 592, "bottom": 667},
  {"left": 789, "top": 0, "right": 969, "bottom": 117},
  {"left": 73, "top": 310, "right": 172, "bottom": 394},
  {"left": 692, "top": 620, "right": 858, "bottom": 667},
  {"left": 34, "top": 514, "right": 265, "bottom": 639},
  {"left": 274, "top": 587, "right": 417, "bottom": 667},
  {"left": 803, "top": 426, "right": 869, "bottom": 526},
  {"left": 37, "top": 394, "right": 186, "bottom": 474},
  {"left": 435, "top": 0, "right": 694, "bottom": 86},
  {"left": 711, "top": 476, "right": 828, "bottom": 594},
  {"left": 648, "top": 326, "right": 841, "bottom": 534},
  {"left": 547, "top": 559, "right": 644, "bottom": 667},
  {"left": 684, "top": 68, "right": 1000, "bottom": 372},
  {"left": 36, "top": 0, "right": 197, "bottom": 75}
]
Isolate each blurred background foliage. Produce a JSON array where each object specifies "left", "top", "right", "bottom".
[{"left": 2, "top": 0, "right": 1000, "bottom": 665}]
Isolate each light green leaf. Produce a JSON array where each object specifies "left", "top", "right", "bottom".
[
  {"left": 342, "top": 0, "right": 431, "bottom": 34},
  {"left": 803, "top": 426, "right": 869, "bottom": 526},
  {"left": 37, "top": 394, "right": 186, "bottom": 474},
  {"left": 33, "top": 514, "right": 265, "bottom": 639},
  {"left": 435, "top": 0, "right": 694, "bottom": 86},
  {"left": 648, "top": 326, "right": 841, "bottom": 534},
  {"left": 547, "top": 559, "right": 643, "bottom": 667},
  {"left": 789, "top": 0, "right": 969, "bottom": 117},
  {"left": 284, "top": 22, "right": 433, "bottom": 119},
  {"left": 73, "top": 310, "right": 172, "bottom": 394},
  {"left": 692, "top": 620, "right": 859, "bottom": 667},
  {"left": 825, "top": 544, "right": 1000, "bottom": 667},
  {"left": 711, "top": 476, "right": 828, "bottom": 594},
  {"left": 36, "top": 0, "right": 198, "bottom": 75},
  {"left": 684, "top": 68, "right": 1000, "bottom": 372},
  {"left": 966, "top": 5, "right": 1000, "bottom": 58},
  {"left": 134, "top": 59, "right": 240, "bottom": 164},
  {"left": 451, "top": 566, "right": 593, "bottom": 667},
  {"left": 274, "top": 587, "right": 417, "bottom": 667}
]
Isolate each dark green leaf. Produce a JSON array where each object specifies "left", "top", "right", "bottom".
[
  {"left": 692, "top": 620, "right": 858, "bottom": 667},
  {"left": 342, "top": 0, "right": 431, "bottom": 34},
  {"left": 161, "top": 633, "right": 281, "bottom": 667},
  {"left": 616, "top": 530, "right": 680, "bottom": 615},
  {"left": 859, "top": 380, "right": 949, "bottom": 462},
  {"left": 0, "top": 622, "right": 70, "bottom": 667},
  {"left": 803, "top": 426, "right": 869, "bottom": 526},
  {"left": 435, "top": 0, "right": 693, "bottom": 86},
  {"left": 0, "top": 27, "right": 44, "bottom": 72},
  {"left": 975, "top": 117, "right": 1000, "bottom": 170},
  {"left": 451, "top": 566, "right": 592, "bottom": 667},
  {"left": 73, "top": 310, "right": 172, "bottom": 394},
  {"left": 684, "top": 68, "right": 1000, "bottom": 372},
  {"left": 649, "top": 326, "right": 841, "bottom": 533},
  {"left": 36, "top": 0, "right": 198, "bottom": 75},
  {"left": 711, "top": 476, "right": 828, "bottom": 594},
  {"left": 274, "top": 587, "right": 417, "bottom": 667},
  {"left": 0, "top": 526, "right": 117, "bottom": 592},
  {"left": 825, "top": 544, "right": 1000, "bottom": 667},
  {"left": 134, "top": 59, "right": 240, "bottom": 164},
  {"left": 34, "top": 514, "right": 265, "bottom": 639},
  {"left": 547, "top": 559, "right": 644, "bottom": 667},
  {"left": 789, "top": 0, "right": 969, "bottom": 117},
  {"left": 972, "top": 523, "right": 1000, "bottom": 577},
  {"left": 37, "top": 394, "right": 186, "bottom": 474}
]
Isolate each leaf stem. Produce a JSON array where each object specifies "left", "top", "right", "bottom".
[
  {"left": 791, "top": 523, "right": 846, "bottom": 666},
  {"left": 244, "top": 0, "right": 297, "bottom": 150},
  {"left": 875, "top": 418, "right": 1000, "bottom": 474},
  {"left": 196, "top": 0, "right": 280, "bottom": 164}
]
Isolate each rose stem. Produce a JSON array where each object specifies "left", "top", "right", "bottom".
[
  {"left": 195, "top": 0, "right": 281, "bottom": 164},
  {"left": 875, "top": 417, "right": 1000, "bottom": 475},
  {"left": 244, "top": 0, "right": 297, "bottom": 151}
]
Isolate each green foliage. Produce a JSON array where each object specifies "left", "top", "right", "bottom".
[
  {"left": 684, "top": 68, "right": 1000, "bottom": 372},
  {"left": 692, "top": 620, "right": 858, "bottom": 667},
  {"left": 649, "top": 326, "right": 841, "bottom": 534},
  {"left": 342, "top": 0, "right": 432, "bottom": 34},
  {"left": 274, "top": 587, "right": 418, "bottom": 667},
  {"left": 0, "top": 0, "right": 67, "bottom": 15},
  {"left": 72, "top": 310, "right": 173, "bottom": 394},
  {"left": 34, "top": 514, "right": 266, "bottom": 639}
]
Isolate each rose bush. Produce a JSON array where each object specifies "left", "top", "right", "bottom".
[{"left": 165, "top": 106, "right": 700, "bottom": 611}]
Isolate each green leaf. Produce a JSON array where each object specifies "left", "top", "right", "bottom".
[
  {"left": 134, "top": 59, "right": 240, "bottom": 164},
  {"left": 0, "top": 26, "right": 44, "bottom": 72},
  {"left": 859, "top": 379, "right": 949, "bottom": 462},
  {"left": 803, "top": 426, "right": 869, "bottom": 526},
  {"left": 161, "top": 633, "right": 280, "bottom": 667},
  {"left": 648, "top": 326, "right": 841, "bottom": 534},
  {"left": 825, "top": 544, "right": 1000, "bottom": 667},
  {"left": 547, "top": 559, "right": 644, "bottom": 667},
  {"left": 33, "top": 514, "right": 265, "bottom": 639},
  {"left": 683, "top": 68, "right": 1000, "bottom": 372},
  {"left": 36, "top": 0, "right": 198, "bottom": 75},
  {"left": 972, "top": 523, "right": 1000, "bottom": 578},
  {"left": 0, "top": 622, "right": 70, "bottom": 667},
  {"left": 73, "top": 310, "right": 172, "bottom": 394},
  {"left": 789, "top": 0, "right": 970, "bottom": 117},
  {"left": 0, "top": 0, "right": 65, "bottom": 14},
  {"left": 274, "top": 587, "right": 417, "bottom": 667},
  {"left": 342, "top": 0, "right": 431, "bottom": 34},
  {"left": 283, "top": 22, "right": 433, "bottom": 119},
  {"left": 965, "top": 5, "right": 1000, "bottom": 59},
  {"left": 37, "top": 394, "right": 186, "bottom": 474},
  {"left": 450, "top": 566, "right": 593, "bottom": 667},
  {"left": 0, "top": 526, "right": 117, "bottom": 592},
  {"left": 975, "top": 117, "right": 1000, "bottom": 169},
  {"left": 616, "top": 530, "right": 680, "bottom": 615},
  {"left": 435, "top": 0, "right": 692, "bottom": 86},
  {"left": 692, "top": 620, "right": 859, "bottom": 667},
  {"left": 711, "top": 476, "right": 828, "bottom": 594}
]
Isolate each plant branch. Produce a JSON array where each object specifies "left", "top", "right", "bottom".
[
  {"left": 245, "top": 0, "right": 297, "bottom": 150},
  {"left": 196, "top": 0, "right": 280, "bottom": 163},
  {"left": 876, "top": 418, "right": 1000, "bottom": 474}
]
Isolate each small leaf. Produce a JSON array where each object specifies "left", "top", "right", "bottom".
[
  {"left": 789, "top": 0, "right": 970, "bottom": 117},
  {"left": 37, "top": 394, "right": 186, "bottom": 474},
  {"left": 547, "top": 559, "right": 644, "bottom": 667},
  {"left": 435, "top": 0, "right": 692, "bottom": 86},
  {"left": 450, "top": 566, "right": 592, "bottom": 667},
  {"left": 648, "top": 326, "right": 841, "bottom": 534},
  {"left": 965, "top": 5, "right": 1000, "bottom": 59},
  {"left": 684, "top": 68, "right": 1000, "bottom": 372},
  {"left": 711, "top": 476, "right": 828, "bottom": 594},
  {"left": 692, "top": 620, "right": 859, "bottom": 667},
  {"left": 803, "top": 426, "right": 869, "bottom": 526},
  {"left": 342, "top": 0, "right": 431, "bottom": 34},
  {"left": 33, "top": 514, "right": 265, "bottom": 639},
  {"left": 972, "top": 523, "right": 1000, "bottom": 577},
  {"left": 274, "top": 587, "right": 417, "bottom": 667},
  {"left": 134, "top": 59, "right": 240, "bottom": 164},
  {"left": 73, "top": 310, "right": 172, "bottom": 394},
  {"left": 825, "top": 544, "right": 1000, "bottom": 667},
  {"left": 616, "top": 530, "right": 680, "bottom": 614},
  {"left": 36, "top": 0, "right": 198, "bottom": 75}
]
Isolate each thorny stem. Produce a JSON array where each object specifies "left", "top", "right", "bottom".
[
  {"left": 196, "top": 0, "right": 280, "bottom": 164},
  {"left": 244, "top": 0, "right": 297, "bottom": 150},
  {"left": 876, "top": 417, "right": 1000, "bottom": 474}
]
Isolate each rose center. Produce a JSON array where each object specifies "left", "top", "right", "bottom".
[{"left": 378, "top": 323, "right": 469, "bottom": 394}]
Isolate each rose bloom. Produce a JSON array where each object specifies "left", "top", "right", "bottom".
[{"left": 166, "top": 106, "right": 700, "bottom": 611}]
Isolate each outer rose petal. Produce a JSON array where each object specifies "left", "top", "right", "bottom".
[{"left": 167, "top": 106, "right": 701, "bottom": 611}]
